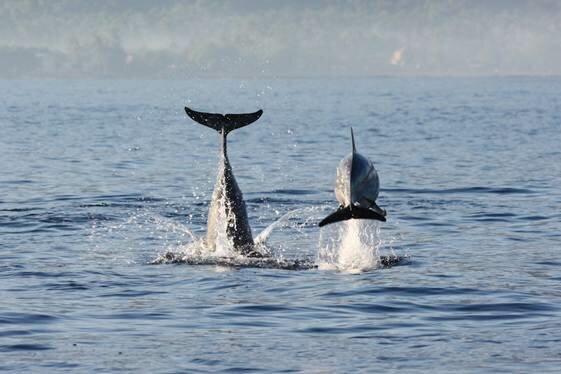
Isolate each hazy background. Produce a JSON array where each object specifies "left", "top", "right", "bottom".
[{"left": 1, "top": 0, "right": 560, "bottom": 79}]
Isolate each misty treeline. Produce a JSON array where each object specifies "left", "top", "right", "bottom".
[{"left": 1, "top": 0, "right": 560, "bottom": 78}]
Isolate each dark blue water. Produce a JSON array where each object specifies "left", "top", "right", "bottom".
[{"left": 1, "top": 78, "right": 561, "bottom": 372}]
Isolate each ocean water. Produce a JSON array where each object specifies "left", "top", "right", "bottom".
[{"left": 1, "top": 77, "right": 561, "bottom": 372}]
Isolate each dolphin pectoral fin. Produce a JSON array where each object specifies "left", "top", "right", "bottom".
[
  {"left": 351, "top": 205, "right": 387, "bottom": 222},
  {"left": 318, "top": 206, "right": 353, "bottom": 227}
]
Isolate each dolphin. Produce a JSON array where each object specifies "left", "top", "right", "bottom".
[
  {"left": 319, "top": 128, "right": 387, "bottom": 227},
  {"left": 185, "top": 106, "right": 263, "bottom": 257}
]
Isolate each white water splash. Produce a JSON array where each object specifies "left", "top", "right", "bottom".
[
  {"left": 87, "top": 209, "right": 200, "bottom": 264},
  {"left": 162, "top": 206, "right": 326, "bottom": 263},
  {"left": 255, "top": 207, "right": 313, "bottom": 244},
  {"left": 155, "top": 200, "right": 278, "bottom": 263},
  {"left": 318, "top": 219, "right": 383, "bottom": 273},
  {"left": 90, "top": 200, "right": 397, "bottom": 271},
  {"left": 211, "top": 191, "right": 237, "bottom": 257}
]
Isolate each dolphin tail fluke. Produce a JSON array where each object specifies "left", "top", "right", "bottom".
[
  {"left": 184, "top": 107, "right": 263, "bottom": 135},
  {"left": 318, "top": 205, "right": 387, "bottom": 227},
  {"left": 351, "top": 205, "right": 387, "bottom": 222},
  {"left": 370, "top": 202, "right": 387, "bottom": 217},
  {"left": 318, "top": 206, "right": 353, "bottom": 227}
]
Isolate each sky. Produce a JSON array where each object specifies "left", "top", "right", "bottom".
[{"left": 1, "top": 0, "right": 560, "bottom": 78}]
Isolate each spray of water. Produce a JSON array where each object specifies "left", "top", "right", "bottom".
[
  {"left": 87, "top": 208, "right": 200, "bottom": 264},
  {"left": 255, "top": 207, "right": 317, "bottom": 244},
  {"left": 88, "top": 193, "right": 402, "bottom": 270},
  {"left": 318, "top": 219, "right": 383, "bottom": 273},
  {"left": 211, "top": 189, "right": 237, "bottom": 257}
]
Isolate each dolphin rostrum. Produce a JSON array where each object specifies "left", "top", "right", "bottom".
[
  {"left": 185, "top": 106, "right": 263, "bottom": 257},
  {"left": 319, "top": 128, "right": 387, "bottom": 227}
]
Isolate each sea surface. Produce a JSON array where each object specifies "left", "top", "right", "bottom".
[{"left": 1, "top": 77, "right": 561, "bottom": 372}]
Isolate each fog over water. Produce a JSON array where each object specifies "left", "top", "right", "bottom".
[{"left": 2, "top": 0, "right": 561, "bottom": 78}]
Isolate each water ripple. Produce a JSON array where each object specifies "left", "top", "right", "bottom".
[
  {"left": 0, "top": 313, "right": 58, "bottom": 325},
  {"left": 0, "top": 344, "right": 53, "bottom": 352}
]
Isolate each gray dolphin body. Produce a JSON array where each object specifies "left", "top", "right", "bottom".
[
  {"left": 185, "top": 107, "right": 263, "bottom": 257},
  {"left": 319, "top": 128, "right": 387, "bottom": 227}
]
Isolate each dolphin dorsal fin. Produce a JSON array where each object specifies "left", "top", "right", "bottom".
[{"left": 350, "top": 127, "right": 356, "bottom": 153}]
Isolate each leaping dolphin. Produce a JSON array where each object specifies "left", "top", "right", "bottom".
[
  {"left": 319, "top": 128, "right": 387, "bottom": 227},
  {"left": 185, "top": 106, "right": 263, "bottom": 257}
]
